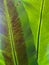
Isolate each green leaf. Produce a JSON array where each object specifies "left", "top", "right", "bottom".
[
  {"left": 22, "top": 0, "right": 49, "bottom": 65},
  {"left": 0, "top": 0, "right": 17, "bottom": 65},
  {"left": 0, "top": 0, "right": 37, "bottom": 65},
  {"left": 38, "top": 0, "right": 49, "bottom": 65},
  {"left": 0, "top": 0, "right": 49, "bottom": 65}
]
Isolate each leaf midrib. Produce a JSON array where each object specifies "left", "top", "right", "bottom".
[{"left": 37, "top": 0, "right": 44, "bottom": 64}]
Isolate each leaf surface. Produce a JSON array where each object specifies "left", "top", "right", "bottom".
[{"left": 0, "top": 0, "right": 49, "bottom": 65}]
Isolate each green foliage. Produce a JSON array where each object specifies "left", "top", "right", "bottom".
[{"left": 0, "top": 0, "right": 49, "bottom": 65}]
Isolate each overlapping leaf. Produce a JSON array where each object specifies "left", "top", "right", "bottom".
[
  {"left": 0, "top": 0, "right": 37, "bottom": 65},
  {"left": 0, "top": 0, "right": 49, "bottom": 65}
]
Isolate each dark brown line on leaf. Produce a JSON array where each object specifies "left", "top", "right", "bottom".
[
  {"left": 37, "top": 0, "right": 44, "bottom": 63},
  {"left": 6, "top": 0, "right": 28, "bottom": 65}
]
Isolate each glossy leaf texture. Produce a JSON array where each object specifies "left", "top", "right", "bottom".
[
  {"left": 22, "top": 0, "right": 49, "bottom": 65},
  {"left": 0, "top": 0, "right": 49, "bottom": 65}
]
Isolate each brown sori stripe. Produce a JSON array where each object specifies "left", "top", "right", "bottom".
[{"left": 6, "top": 0, "right": 28, "bottom": 65}]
